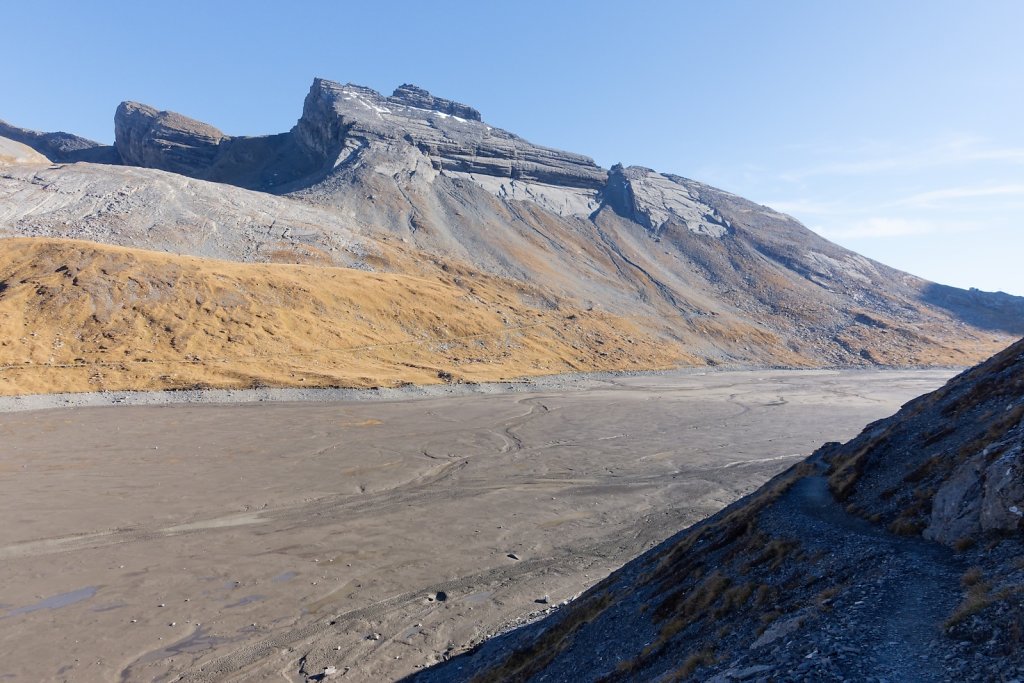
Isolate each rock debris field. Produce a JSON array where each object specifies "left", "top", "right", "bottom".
[{"left": 0, "top": 369, "right": 953, "bottom": 681}]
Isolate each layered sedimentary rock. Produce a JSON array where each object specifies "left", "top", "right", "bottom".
[
  {"left": 111, "top": 79, "right": 608, "bottom": 193},
  {"left": 114, "top": 101, "right": 225, "bottom": 174},
  {"left": 605, "top": 164, "right": 732, "bottom": 237},
  {"left": 390, "top": 83, "right": 482, "bottom": 121},
  {"left": 295, "top": 78, "right": 608, "bottom": 189}
]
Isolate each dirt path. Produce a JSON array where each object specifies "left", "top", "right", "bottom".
[{"left": 778, "top": 471, "right": 962, "bottom": 680}]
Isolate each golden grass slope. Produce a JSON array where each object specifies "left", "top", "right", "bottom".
[{"left": 0, "top": 238, "right": 688, "bottom": 395}]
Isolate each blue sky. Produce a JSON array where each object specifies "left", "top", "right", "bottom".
[{"left": 3, "top": 1, "right": 1022, "bottom": 294}]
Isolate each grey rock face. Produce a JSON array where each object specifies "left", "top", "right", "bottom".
[
  {"left": 114, "top": 101, "right": 326, "bottom": 191},
  {"left": 296, "top": 78, "right": 607, "bottom": 189},
  {"left": 926, "top": 435, "right": 1024, "bottom": 543},
  {"left": 925, "top": 456, "right": 985, "bottom": 543},
  {"left": 605, "top": 164, "right": 732, "bottom": 237},
  {"left": 112, "top": 78, "right": 607, "bottom": 192},
  {"left": 115, "top": 102, "right": 225, "bottom": 174},
  {"left": 390, "top": 83, "right": 481, "bottom": 121}
]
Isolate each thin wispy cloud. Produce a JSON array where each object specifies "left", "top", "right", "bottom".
[
  {"left": 780, "top": 137, "right": 1024, "bottom": 182},
  {"left": 761, "top": 199, "right": 848, "bottom": 217},
  {"left": 767, "top": 183, "right": 1024, "bottom": 223},
  {"left": 814, "top": 217, "right": 976, "bottom": 240},
  {"left": 893, "top": 183, "right": 1024, "bottom": 208}
]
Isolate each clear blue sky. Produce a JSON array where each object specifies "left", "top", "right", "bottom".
[{"left": 3, "top": 1, "right": 1022, "bottom": 294}]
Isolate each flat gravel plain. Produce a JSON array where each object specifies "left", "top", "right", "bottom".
[{"left": 0, "top": 368, "right": 954, "bottom": 682}]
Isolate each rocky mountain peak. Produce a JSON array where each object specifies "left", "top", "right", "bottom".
[
  {"left": 114, "top": 101, "right": 226, "bottom": 175},
  {"left": 390, "top": 83, "right": 482, "bottom": 121}
]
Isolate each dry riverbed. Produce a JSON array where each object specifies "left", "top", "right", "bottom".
[{"left": 0, "top": 369, "right": 955, "bottom": 682}]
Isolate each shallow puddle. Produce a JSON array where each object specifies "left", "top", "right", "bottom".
[
  {"left": 4, "top": 586, "right": 98, "bottom": 617},
  {"left": 225, "top": 594, "right": 266, "bottom": 608}
]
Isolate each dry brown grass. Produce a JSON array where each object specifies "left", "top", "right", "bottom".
[
  {"left": 888, "top": 517, "right": 927, "bottom": 536},
  {"left": 0, "top": 238, "right": 688, "bottom": 395},
  {"left": 816, "top": 584, "right": 843, "bottom": 610},
  {"left": 946, "top": 580, "right": 993, "bottom": 628},
  {"left": 953, "top": 536, "right": 977, "bottom": 552},
  {"left": 827, "top": 431, "right": 893, "bottom": 501},
  {"left": 657, "top": 572, "right": 731, "bottom": 642},
  {"left": 669, "top": 649, "right": 716, "bottom": 681},
  {"left": 473, "top": 592, "right": 613, "bottom": 682}
]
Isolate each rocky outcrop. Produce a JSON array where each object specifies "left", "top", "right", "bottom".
[
  {"left": 113, "top": 101, "right": 327, "bottom": 191},
  {"left": 111, "top": 78, "right": 608, "bottom": 192},
  {"left": 0, "top": 119, "right": 118, "bottom": 163},
  {"left": 605, "top": 164, "right": 732, "bottom": 237},
  {"left": 293, "top": 78, "right": 608, "bottom": 189},
  {"left": 925, "top": 430, "right": 1024, "bottom": 543},
  {"left": 114, "top": 101, "right": 225, "bottom": 174},
  {"left": 390, "top": 83, "right": 481, "bottom": 121}
]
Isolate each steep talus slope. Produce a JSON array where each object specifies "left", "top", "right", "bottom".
[
  {"left": 3, "top": 77, "right": 1023, "bottom": 382},
  {"left": 0, "top": 238, "right": 684, "bottom": 396},
  {"left": 0, "top": 159, "right": 396, "bottom": 268},
  {"left": 413, "top": 338, "right": 1024, "bottom": 682}
]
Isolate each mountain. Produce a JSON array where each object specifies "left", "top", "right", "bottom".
[
  {"left": 2, "top": 78, "right": 1023, "bottom": 394},
  {"left": 412, "top": 338, "right": 1024, "bottom": 682}
]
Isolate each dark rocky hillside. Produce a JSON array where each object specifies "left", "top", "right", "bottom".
[{"left": 413, "top": 337, "right": 1024, "bottom": 682}]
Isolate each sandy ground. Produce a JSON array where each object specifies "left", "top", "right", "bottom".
[{"left": 0, "top": 368, "right": 955, "bottom": 682}]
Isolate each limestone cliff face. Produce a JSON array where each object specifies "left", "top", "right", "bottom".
[
  {"left": 925, "top": 440, "right": 1024, "bottom": 544},
  {"left": 114, "top": 78, "right": 609, "bottom": 192},
  {"left": 114, "top": 102, "right": 225, "bottom": 175},
  {"left": 605, "top": 164, "right": 732, "bottom": 237},
  {"left": 293, "top": 78, "right": 608, "bottom": 189},
  {"left": 390, "top": 83, "right": 482, "bottom": 121}
]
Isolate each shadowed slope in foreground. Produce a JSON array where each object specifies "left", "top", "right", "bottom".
[{"left": 414, "top": 338, "right": 1024, "bottom": 682}]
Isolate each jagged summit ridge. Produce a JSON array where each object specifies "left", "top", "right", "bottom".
[
  {"left": 108, "top": 77, "right": 733, "bottom": 231},
  {"left": 390, "top": 83, "right": 482, "bottom": 121},
  {"left": 297, "top": 78, "right": 608, "bottom": 189}
]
